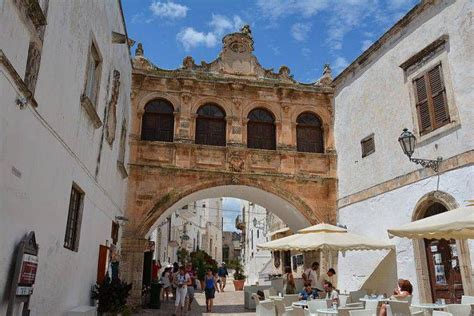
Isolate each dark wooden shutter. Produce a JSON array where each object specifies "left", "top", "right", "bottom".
[
  {"left": 361, "top": 135, "right": 375, "bottom": 158},
  {"left": 414, "top": 76, "right": 432, "bottom": 133},
  {"left": 414, "top": 64, "right": 450, "bottom": 135},
  {"left": 247, "top": 122, "right": 276, "bottom": 150},
  {"left": 428, "top": 65, "right": 449, "bottom": 127}
]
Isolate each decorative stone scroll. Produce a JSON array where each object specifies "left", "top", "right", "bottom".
[{"left": 106, "top": 70, "right": 121, "bottom": 145}]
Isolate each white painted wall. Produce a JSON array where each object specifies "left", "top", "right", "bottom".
[
  {"left": 0, "top": 0, "right": 131, "bottom": 314},
  {"left": 335, "top": 0, "right": 474, "bottom": 198},
  {"left": 153, "top": 198, "right": 224, "bottom": 265},
  {"left": 334, "top": 0, "right": 473, "bottom": 304},
  {"left": 241, "top": 201, "right": 272, "bottom": 284},
  {"left": 337, "top": 167, "right": 473, "bottom": 303}
]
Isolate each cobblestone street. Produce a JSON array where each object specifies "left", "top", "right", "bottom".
[{"left": 136, "top": 279, "right": 254, "bottom": 316}]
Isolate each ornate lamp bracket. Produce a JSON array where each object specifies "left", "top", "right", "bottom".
[{"left": 409, "top": 156, "right": 443, "bottom": 172}]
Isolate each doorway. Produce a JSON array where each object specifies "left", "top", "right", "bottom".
[{"left": 423, "top": 203, "right": 463, "bottom": 303}]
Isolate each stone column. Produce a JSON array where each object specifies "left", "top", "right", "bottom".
[{"left": 120, "top": 236, "right": 148, "bottom": 305}]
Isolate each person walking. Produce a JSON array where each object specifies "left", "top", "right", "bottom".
[
  {"left": 217, "top": 262, "right": 229, "bottom": 292},
  {"left": 282, "top": 266, "right": 296, "bottom": 294},
  {"left": 185, "top": 263, "right": 196, "bottom": 312},
  {"left": 204, "top": 269, "right": 218, "bottom": 313},
  {"left": 172, "top": 266, "right": 190, "bottom": 316},
  {"left": 160, "top": 267, "right": 172, "bottom": 301}
]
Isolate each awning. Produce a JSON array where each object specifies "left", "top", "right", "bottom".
[
  {"left": 387, "top": 206, "right": 474, "bottom": 240},
  {"left": 268, "top": 227, "right": 291, "bottom": 237},
  {"left": 257, "top": 223, "right": 394, "bottom": 252}
]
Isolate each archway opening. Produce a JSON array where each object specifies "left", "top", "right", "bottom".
[{"left": 420, "top": 202, "right": 464, "bottom": 303}]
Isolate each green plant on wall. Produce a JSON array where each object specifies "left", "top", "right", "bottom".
[
  {"left": 190, "top": 249, "right": 218, "bottom": 281},
  {"left": 176, "top": 247, "right": 189, "bottom": 265}
]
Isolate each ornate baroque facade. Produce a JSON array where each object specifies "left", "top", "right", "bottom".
[{"left": 123, "top": 26, "right": 337, "bottom": 301}]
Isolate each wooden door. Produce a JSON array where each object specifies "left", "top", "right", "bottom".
[
  {"left": 97, "top": 245, "right": 109, "bottom": 284},
  {"left": 297, "top": 126, "right": 323, "bottom": 153},
  {"left": 195, "top": 117, "right": 226, "bottom": 146},
  {"left": 247, "top": 122, "right": 276, "bottom": 150},
  {"left": 425, "top": 238, "right": 463, "bottom": 303}
]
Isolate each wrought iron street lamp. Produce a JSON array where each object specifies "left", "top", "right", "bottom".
[{"left": 398, "top": 128, "right": 442, "bottom": 172}]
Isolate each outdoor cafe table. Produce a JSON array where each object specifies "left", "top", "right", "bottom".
[
  {"left": 269, "top": 295, "right": 284, "bottom": 300},
  {"left": 410, "top": 303, "right": 447, "bottom": 315},
  {"left": 292, "top": 300, "right": 307, "bottom": 308},
  {"left": 316, "top": 308, "right": 338, "bottom": 315}
]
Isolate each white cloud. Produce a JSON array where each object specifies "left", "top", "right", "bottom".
[
  {"left": 177, "top": 14, "right": 245, "bottom": 51},
  {"left": 177, "top": 27, "right": 217, "bottom": 50},
  {"left": 256, "top": 0, "right": 330, "bottom": 19},
  {"left": 209, "top": 14, "right": 245, "bottom": 36},
  {"left": 291, "top": 23, "right": 311, "bottom": 42},
  {"left": 332, "top": 56, "right": 349, "bottom": 74},
  {"left": 361, "top": 39, "right": 373, "bottom": 51},
  {"left": 149, "top": 1, "right": 189, "bottom": 19}
]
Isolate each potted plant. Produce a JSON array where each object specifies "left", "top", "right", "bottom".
[
  {"left": 91, "top": 277, "right": 132, "bottom": 316},
  {"left": 228, "top": 259, "right": 246, "bottom": 291}
]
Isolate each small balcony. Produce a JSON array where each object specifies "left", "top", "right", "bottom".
[{"left": 235, "top": 215, "right": 245, "bottom": 230}]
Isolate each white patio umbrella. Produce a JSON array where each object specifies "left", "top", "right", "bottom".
[
  {"left": 257, "top": 223, "right": 394, "bottom": 252},
  {"left": 387, "top": 206, "right": 474, "bottom": 240}
]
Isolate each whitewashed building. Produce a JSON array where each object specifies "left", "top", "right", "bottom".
[
  {"left": 152, "top": 198, "right": 224, "bottom": 265},
  {"left": 0, "top": 0, "right": 132, "bottom": 314},
  {"left": 334, "top": 0, "right": 473, "bottom": 303}
]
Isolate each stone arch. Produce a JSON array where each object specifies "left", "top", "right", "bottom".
[
  {"left": 243, "top": 101, "right": 282, "bottom": 122},
  {"left": 136, "top": 91, "right": 180, "bottom": 115},
  {"left": 190, "top": 96, "right": 233, "bottom": 117},
  {"left": 136, "top": 179, "right": 318, "bottom": 238},
  {"left": 410, "top": 190, "right": 472, "bottom": 302}
]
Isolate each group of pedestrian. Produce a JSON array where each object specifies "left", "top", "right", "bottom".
[
  {"left": 158, "top": 262, "right": 229, "bottom": 315},
  {"left": 158, "top": 262, "right": 197, "bottom": 316},
  {"left": 282, "top": 261, "right": 340, "bottom": 305}
]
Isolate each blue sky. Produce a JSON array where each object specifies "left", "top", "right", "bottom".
[
  {"left": 222, "top": 198, "right": 242, "bottom": 232},
  {"left": 122, "top": 0, "right": 418, "bottom": 82}
]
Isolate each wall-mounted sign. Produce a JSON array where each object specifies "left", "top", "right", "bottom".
[{"left": 7, "top": 231, "right": 39, "bottom": 316}]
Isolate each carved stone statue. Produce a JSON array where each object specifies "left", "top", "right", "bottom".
[
  {"left": 106, "top": 70, "right": 121, "bottom": 145},
  {"left": 135, "top": 43, "right": 144, "bottom": 56},
  {"left": 241, "top": 24, "right": 252, "bottom": 38}
]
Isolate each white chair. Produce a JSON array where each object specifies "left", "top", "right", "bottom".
[
  {"left": 283, "top": 294, "right": 300, "bottom": 308},
  {"left": 446, "top": 303, "right": 471, "bottom": 316},
  {"left": 349, "top": 310, "right": 376, "bottom": 316},
  {"left": 303, "top": 309, "right": 311, "bottom": 316},
  {"left": 286, "top": 308, "right": 305, "bottom": 316},
  {"left": 461, "top": 295, "right": 474, "bottom": 304},
  {"left": 275, "top": 299, "right": 293, "bottom": 316},
  {"left": 257, "top": 300, "right": 277, "bottom": 316},
  {"left": 387, "top": 301, "right": 423, "bottom": 316},
  {"left": 307, "top": 299, "right": 330, "bottom": 316},
  {"left": 338, "top": 306, "right": 365, "bottom": 316},
  {"left": 364, "top": 300, "right": 380, "bottom": 312},
  {"left": 432, "top": 312, "right": 453, "bottom": 316}
]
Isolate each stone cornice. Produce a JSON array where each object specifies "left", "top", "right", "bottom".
[
  {"left": 132, "top": 69, "right": 334, "bottom": 94},
  {"left": 0, "top": 49, "right": 38, "bottom": 107}
]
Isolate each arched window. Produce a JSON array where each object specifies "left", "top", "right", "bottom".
[
  {"left": 296, "top": 112, "right": 324, "bottom": 153},
  {"left": 141, "top": 99, "right": 174, "bottom": 142},
  {"left": 195, "top": 104, "right": 226, "bottom": 146},
  {"left": 247, "top": 108, "right": 276, "bottom": 150}
]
